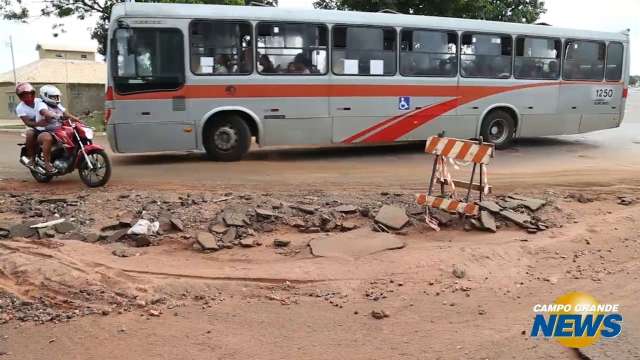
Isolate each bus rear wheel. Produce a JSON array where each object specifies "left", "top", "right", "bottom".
[
  {"left": 480, "top": 110, "right": 516, "bottom": 150},
  {"left": 204, "top": 114, "right": 251, "bottom": 162}
]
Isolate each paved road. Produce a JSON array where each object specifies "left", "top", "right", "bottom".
[{"left": 1, "top": 91, "right": 639, "bottom": 191}]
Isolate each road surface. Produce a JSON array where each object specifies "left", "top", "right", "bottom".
[{"left": 1, "top": 91, "right": 639, "bottom": 192}]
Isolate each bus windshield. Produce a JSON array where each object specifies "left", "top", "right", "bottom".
[{"left": 112, "top": 28, "right": 185, "bottom": 94}]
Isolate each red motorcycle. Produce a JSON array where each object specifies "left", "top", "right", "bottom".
[{"left": 19, "top": 120, "right": 112, "bottom": 187}]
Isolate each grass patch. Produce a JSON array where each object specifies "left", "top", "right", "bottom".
[{"left": 80, "top": 112, "right": 105, "bottom": 132}]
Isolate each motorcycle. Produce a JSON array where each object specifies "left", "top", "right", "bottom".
[{"left": 18, "top": 120, "right": 112, "bottom": 188}]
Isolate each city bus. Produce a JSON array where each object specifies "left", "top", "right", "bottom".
[{"left": 105, "top": 2, "right": 630, "bottom": 161}]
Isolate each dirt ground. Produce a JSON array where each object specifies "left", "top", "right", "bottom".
[{"left": 0, "top": 92, "right": 639, "bottom": 359}]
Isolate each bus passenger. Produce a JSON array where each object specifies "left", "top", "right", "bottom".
[
  {"left": 259, "top": 55, "right": 279, "bottom": 73},
  {"left": 214, "top": 54, "right": 230, "bottom": 74}
]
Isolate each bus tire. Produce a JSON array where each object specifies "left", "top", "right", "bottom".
[
  {"left": 480, "top": 110, "right": 516, "bottom": 150},
  {"left": 203, "top": 114, "right": 251, "bottom": 162}
]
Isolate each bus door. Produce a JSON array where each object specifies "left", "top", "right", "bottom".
[
  {"left": 560, "top": 40, "right": 620, "bottom": 134},
  {"left": 110, "top": 20, "right": 195, "bottom": 152},
  {"left": 578, "top": 41, "right": 626, "bottom": 133}
]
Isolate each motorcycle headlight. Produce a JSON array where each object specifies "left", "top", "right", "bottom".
[{"left": 84, "top": 128, "right": 94, "bottom": 140}]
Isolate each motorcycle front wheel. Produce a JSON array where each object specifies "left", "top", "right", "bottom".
[
  {"left": 31, "top": 170, "right": 53, "bottom": 183},
  {"left": 78, "top": 150, "right": 111, "bottom": 188}
]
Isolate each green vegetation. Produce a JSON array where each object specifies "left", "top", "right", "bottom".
[
  {"left": 81, "top": 112, "right": 106, "bottom": 133},
  {"left": 1, "top": 0, "right": 277, "bottom": 55},
  {"left": 312, "top": 0, "right": 547, "bottom": 23}
]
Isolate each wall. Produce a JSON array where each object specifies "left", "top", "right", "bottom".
[
  {"left": 38, "top": 49, "right": 95, "bottom": 61},
  {"left": 0, "top": 82, "right": 104, "bottom": 120}
]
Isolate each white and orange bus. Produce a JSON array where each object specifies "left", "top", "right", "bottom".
[{"left": 105, "top": 2, "right": 630, "bottom": 161}]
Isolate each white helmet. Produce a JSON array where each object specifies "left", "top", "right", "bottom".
[{"left": 39, "top": 85, "right": 62, "bottom": 106}]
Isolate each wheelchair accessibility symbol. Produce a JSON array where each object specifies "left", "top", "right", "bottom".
[{"left": 398, "top": 96, "right": 411, "bottom": 110}]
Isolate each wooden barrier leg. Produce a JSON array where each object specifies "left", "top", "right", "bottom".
[
  {"left": 466, "top": 163, "right": 476, "bottom": 203},
  {"left": 427, "top": 155, "right": 439, "bottom": 197},
  {"left": 479, "top": 164, "right": 484, "bottom": 202}
]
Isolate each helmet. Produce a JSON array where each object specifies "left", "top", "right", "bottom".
[
  {"left": 40, "top": 85, "right": 62, "bottom": 106},
  {"left": 15, "top": 82, "right": 35, "bottom": 96}
]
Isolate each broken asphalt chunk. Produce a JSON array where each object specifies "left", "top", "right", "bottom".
[
  {"left": 500, "top": 209, "right": 534, "bottom": 228},
  {"left": 54, "top": 221, "right": 76, "bottom": 234},
  {"left": 478, "top": 201, "right": 503, "bottom": 213},
  {"left": 374, "top": 205, "right": 409, "bottom": 230},
  {"left": 507, "top": 195, "right": 547, "bottom": 211},
  {"left": 255, "top": 208, "right": 277, "bottom": 218},
  {"left": 273, "top": 239, "right": 290, "bottom": 247},
  {"left": 9, "top": 224, "right": 36, "bottom": 238},
  {"left": 479, "top": 211, "right": 497, "bottom": 233},
  {"left": 333, "top": 205, "right": 358, "bottom": 214},
  {"left": 221, "top": 227, "right": 237, "bottom": 243},
  {"left": 309, "top": 228, "right": 405, "bottom": 260},
  {"left": 170, "top": 218, "right": 184, "bottom": 232},
  {"left": 106, "top": 229, "right": 129, "bottom": 243},
  {"left": 290, "top": 204, "right": 316, "bottom": 215},
  {"left": 196, "top": 232, "right": 219, "bottom": 251},
  {"left": 223, "top": 211, "right": 249, "bottom": 227}
]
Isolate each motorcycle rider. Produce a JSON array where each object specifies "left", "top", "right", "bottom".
[
  {"left": 15, "top": 83, "right": 47, "bottom": 168},
  {"left": 35, "top": 85, "right": 81, "bottom": 173}
]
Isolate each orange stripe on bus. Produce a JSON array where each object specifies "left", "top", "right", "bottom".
[{"left": 113, "top": 82, "right": 573, "bottom": 101}]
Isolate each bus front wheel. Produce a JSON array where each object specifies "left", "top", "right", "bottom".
[
  {"left": 204, "top": 114, "right": 251, "bottom": 161},
  {"left": 480, "top": 110, "right": 516, "bottom": 150}
]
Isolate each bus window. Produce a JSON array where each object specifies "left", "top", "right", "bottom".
[
  {"left": 563, "top": 40, "right": 605, "bottom": 81},
  {"left": 256, "top": 22, "right": 327, "bottom": 75},
  {"left": 400, "top": 29, "right": 457, "bottom": 77},
  {"left": 606, "top": 42, "right": 624, "bottom": 81},
  {"left": 190, "top": 21, "right": 252, "bottom": 75},
  {"left": 332, "top": 26, "right": 396, "bottom": 76},
  {"left": 461, "top": 33, "right": 512, "bottom": 79},
  {"left": 111, "top": 28, "right": 184, "bottom": 94},
  {"left": 514, "top": 37, "right": 561, "bottom": 80}
]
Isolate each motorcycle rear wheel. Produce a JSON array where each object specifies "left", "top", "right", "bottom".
[{"left": 78, "top": 150, "right": 111, "bottom": 188}]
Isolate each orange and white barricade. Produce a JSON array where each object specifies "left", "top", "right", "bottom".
[{"left": 417, "top": 133, "right": 494, "bottom": 223}]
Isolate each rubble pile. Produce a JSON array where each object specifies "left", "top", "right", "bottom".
[
  {"left": 473, "top": 194, "right": 553, "bottom": 234},
  {"left": 0, "top": 190, "right": 562, "bottom": 252}
]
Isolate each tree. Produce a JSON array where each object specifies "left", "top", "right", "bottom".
[
  {"left": 313, "top": 0, "right": 546, "bottom": 24},
  {"left": 1, "top": 0, "right": 277, "bottom": 55}
]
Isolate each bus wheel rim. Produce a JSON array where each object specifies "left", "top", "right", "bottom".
[
  {"left": 214, "top": 126, "right": 238, "bottom": 151},
  {"left": 488, "top": 118, "right": 508, "bottom": 144}
]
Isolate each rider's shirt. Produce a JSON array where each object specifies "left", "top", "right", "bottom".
[
  {"left": 35, "top": 102, "right": 66, "bottom": 132},
  {"left": 15, "top": 98, "right": 43, "bottom": 130}
]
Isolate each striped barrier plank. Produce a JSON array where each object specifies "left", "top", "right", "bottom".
[
  {"left": 416, "top": 194, "right": 479, "bottom": 216},
  {"left": 425, "top": 136, "right": 494, "bottom": 165}
]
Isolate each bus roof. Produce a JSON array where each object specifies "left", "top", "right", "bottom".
[{"left": 111, "top": 2, "right": 629, "bottom": 42}]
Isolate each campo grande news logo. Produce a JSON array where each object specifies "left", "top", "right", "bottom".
[{"left": 530, "top": 291, "right": 623, "bottom": 348}]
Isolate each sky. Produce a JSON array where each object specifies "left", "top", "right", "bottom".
[{"left": 1, "top": 0, "right": 638, "bottom": 75}]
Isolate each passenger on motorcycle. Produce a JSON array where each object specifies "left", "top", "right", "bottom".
[
  {"left": 35, "top": 85, "right": 81, "bottom": 174},
  {"left": 15, "top": 83, "right": 47, "bottom": 168}
]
